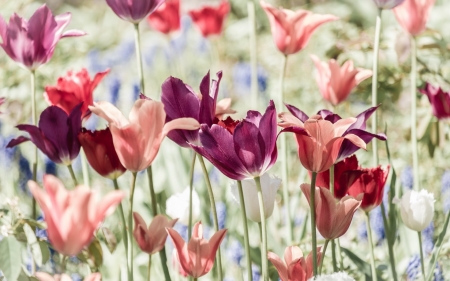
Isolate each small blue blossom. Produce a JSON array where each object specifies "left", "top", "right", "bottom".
[
  {"left": 227, "top": 240, "right": 244, "bottom": 266},
  {"left": 45, "top": 158, "right": 57, "bottom": 176},
  {"left": 232, "top": 62, "right": 268, "bottom": 97},
  {"left": 108, "top": 76, "right": 121, "bottom": 105},
  {"left": 422, "top": 222, "right": 434, "bottom": 255},
  {"left": 133, "top": 83, "right": 140, "bottom": 101},
  {"left": 370, "top": 206, "right": 386, "bottom": 244},
  {"left": 18, "top": 153, "right": 32, "bottom": 195},
  {"left": 434, "top": 263, "right": 444, "bottom": 281},
  {"left": 213, "top": 201, "right": 227, "bottom": 230},
  {"left": 401, "top": 166, "right": 413, "bottom": 190},
  {"left": 71, "top": 274, "right": 82, "bottom": 281},
  {"left": 441, "top": 170, "right": 450, "bottom": 212},
  {"left": 252, "top": 264, "right": 261, "bottom": 281},
  {"left": 406, "top": 254, "right": 421, "bottom": 280}
]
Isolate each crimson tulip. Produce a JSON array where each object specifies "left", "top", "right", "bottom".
[
  {"left": 189, "top": 1, "right": 230, "bottom": 37},
  {"left": 419, "top": 83, "right": 450, "bottom": 120},
  {"left": 147, "top": 0, "right": 180, "bottom": 34}
]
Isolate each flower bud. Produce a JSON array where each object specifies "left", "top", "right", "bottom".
[{"left": 396, "top": 189, "right": 435, "bottom": 232}]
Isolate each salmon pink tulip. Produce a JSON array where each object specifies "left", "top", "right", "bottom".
[
  {"left": 89, "top": 99, "right": 199, "bottom": 172},
  {"left": 260, "top": 1, "right": 338, "bottom": 55},
  {"left": 28, "top": 175, "right": 124, "bottom": 256},
  {"left": 167, "top": 221, "right": 227, "bottom": 278},
  {"left": 189, "top": 1, "right": 230, "bottom": 37},
  {"left": 0, "top": 4, "right": 85, "bottom": 70},
  {"left": 133, "top": 212, "right": 177, "bottom": 255},
  {"left": 301, "top": 184, "right": 362, "bottom": 239},
  {"left": 35, "top": 273, "right": 101, "bottom": 281},
  {"left": 44, "top": 69, "right": 110, "bottom": 120},
  {"left": 419, "top": 83, "right": 450, "bottom": 120},
  {"left": 393, "top": 0, "right": 436, "bottom": 36},
  {"left": 105, "top": 0, "right": 165, "bottom": 24},
  {"left": 147, "top": 0, "right": 180, "bottom": 34}
]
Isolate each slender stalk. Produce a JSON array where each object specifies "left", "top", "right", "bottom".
[
  {"left": 67, "top": 164, "right": 78, "bottom": 186},
  {"left": 329, "top": 165, "right": 338, "bottom": 272},
  {"left": 380, "top": 202, "right": 398, "bottom": 281},
  {"left": 255, "top": 176, "right": 268, "bottom": 281},
  {"left": 128, "top": 172, "right": 138, "bottom": 281},
  {"left": 237, "top": 180, "right": 253, "bottom": 281},
  {"left": 148, "top": 254, "right": 152, "bottom": 281},
  {"left": 336, "top": 239, "right": 344, "bottom": 270},
  {"left": 410, "top": 36, "right": 419, "bottom": 190},
  {"left": 197, "top": 155, "right": 223, "bottom": 280},
  {"left": 30, "top": 70, "right": 37, "bottom": 219},
  {"left": 113, "top": 179, "right": 130, "bottom": 280},
  {"left": 319, "top": 240, "right": 330, "bottom": 275},
  {"left": 310, "top": 172, "right": 318, "bottom": 276},
  {"left": 365, "top": 212, "right": 377, "bottom": 281},
  {"left": 134, "top": 23, "right": 145, "bottom": 95},
  {"left": 418, "top": 231, "right": 426, "bottom": 280},
  {"left": 188, "top": 153, "right": 197, "bottom": 240},
  {"left": 61, "top": 255, "right": 68, "bottom": 273},
  {"left": 248, "top": 0, "right": 258, "bottom": 108},
  {"left": 80, "top": 149, "right": 90, "bottom": 186},
  {"left": 372, "top": 8, "right": 382, "bottom": 167}
]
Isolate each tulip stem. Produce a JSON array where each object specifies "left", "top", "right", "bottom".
[
  {"left": 67, "top": 164, "right": 78, "bottom": 186},
  {"left": 329, "top": 165, "right": 338, "bottom": 272},
  {"left": 61, "top": 255, "right": 68, "bottom": 273},
  {"left": 197, "top": 154, "right": 223, "bottom": 280},
  {"left": 148, "top": 254, "right": 152, "bottom": 281},
  {"left": 237, "top": 180, "right": 253, "bottom": 281},
  {"left": 113, "top": 179, "right": 130, "bottom": 280},
  {"left": 254, "top": 176, "right": 268, "bottom": 281},
  {"left": 310, "top": 172, "right": 318, "bottom": 276},
  {"left": 319, "top": 240, "right": 330, "bottom": 275},
  {"left": 410, "top": 36, "right": 420, "bottom": 190},
  {"left": 248, "top": 0, "right": 258, "bottom": 108},
  {"left": 418, "top": 231, "right": 426, "bottom": 280},
  {"left": 365, "top": 212, "right": 377, "bottom": 281},
  {"left": 80, "top": 149, "right": 90, "bottom": 186},
  {"left": 336, "top": 239, "right": 344, "bottom": 270},
  {"left": 134, "top": 23, "right": 145, "bottom": 95},
  {"left": 188, "top": 152, "right": 197, "bottom": 240},
  {"left": 129, "top": 172, "right": 137, "bottom": 281},
  {"left": 380, "top": 202, "right": 398, "bottom": 281},
  {"left": 372, "top": 8, "right": 382, "bottom": 167},
  {"left": 30, "top": 70, "right": 37, "bottom": 220}
]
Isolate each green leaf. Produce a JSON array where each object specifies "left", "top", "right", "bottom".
[
  {"left": 38, "top": 242, "right": 50, "bottom": 265},
  {"left": 88, "top": 238, "right": 103, "bottom": 268},
  {"left": 341, "top": 246, "right": 383, "bottom": 281},
  {"left": 17, "top": 268, "right": 39, "bottom": 281},
  {"left": 0, "top": 236, "right": 22, "bottom": 281},
  {"left": 425, "top": 210, "right": 450, "bottom": 281},
  {"left": 23, "top": 224, "right": 43, "bottom": 267},
  {"left": 99, "top": 227, "right": 117, "bottom": 253}
]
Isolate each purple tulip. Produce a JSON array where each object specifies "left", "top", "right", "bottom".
[
  {"left": 0, "top": 5, "right": 85, "bottom": 70},
  {"left": 282, "top": 104, "right": 386, "bottom": 162},
  {"left": 7, "top": 104, "right": 82, "bottom": 165},
  {"left": 419, "top": 83, "right": 450, "bottom": 120},
  {"left": 372, "top": 0, "right": 406, "bottom": 9},
  {"left": 105, "top": 0, "right": 165, "bottom": 23},
  {"left": 191, "top": 101, "right": 278, "bottom": 180}
]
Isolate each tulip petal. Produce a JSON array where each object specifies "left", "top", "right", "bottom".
[
  {"left": 233, "top": 120, "right": 265, "bottom": 176},
  {"left": 167, "top": 228, "right": 190, "bottom": 275},
  {"left": 285, "top": 103, "right": 309, "bottom": 123},
  {"left": 267, "top": 252, "right": 289, "bottom": 281},
  {"left": 94, "top": 190, "right": 124, "bottom": 225},
  {"left": 202, "top": 229, "right": 227, "bottom": 275},
  {"left": 89, "top": 101, "right": 129, "bottom": 127},
  {"left": 284, "top": 245, "right": 304, "bottom": 265},
  {"left": 61, "top": 29, "right": 87, "bottom": 37}
]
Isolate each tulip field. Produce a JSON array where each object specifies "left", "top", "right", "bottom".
[{"left": 1, "top": 0, "right": 450, "bottom": 280}]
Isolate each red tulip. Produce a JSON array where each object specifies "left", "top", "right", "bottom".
[
  {"left": 166, "top": 221, "right": 227, "bottom": 278},
  {"left": 347, "top": 165, "right": 390, "bottom": 212},
  {"left": 260, "top": 1, "right": 338, "bottom": 55},
  {"left": 28, "top": 175, "right": 124, "bottom": 256},
  {"left": 133, "top": 212, "right": 177, "bottom": 255},
  {"left": 189, "top": 1, "right": 230, "bottom": 37},
  {"left": 393, "top": 0, "right": 435, "bottom": 36},
  {"left": 78, "top": 128, "right": 126, "bottom": 180},
  {"left": 44, "top": 69, "right": 110, "bottom": 120},
  {"left": 419, "top": 83, "right": 450, "bottom": 120},
  {"left": 105, "top": 0, "right": 165, "bottom": 24},
  {"left": 147, "top": 0, "right": 180, "bottom": 34},
  {"left": 301, "top": 184, "right": 362, "bottom": 239}
]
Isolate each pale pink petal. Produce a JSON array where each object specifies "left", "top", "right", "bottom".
[
  {"left": 267, "top": 252, "right": 288, "bottom": 281},
  {"left": 89, "top": 101, "right": 129, "bottom": 127}
]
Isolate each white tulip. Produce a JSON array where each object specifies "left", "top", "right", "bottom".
[
  {"left": 309, "top": 272, "right": 355, "bottom": 281},
  {"left": 396, "top": 189, "right": 435, "bottom": 232},
  {"left": 166, "top": 187, "right": 200, "bottom": 225},
  {"left": 230, "top": 173, "right": 281, "bottom": 222}
]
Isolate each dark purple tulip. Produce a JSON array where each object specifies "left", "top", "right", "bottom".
[
  {"left": 419, "top": 83, "right": 450, "bottom": 120},
  {"left": 191, "top": 101, "right": 277, "bottom": 180},
  {"left": 282, "top": 104, "right": 386, "bottom": 162},
  {"left": 106, "top": 0, "right": 165, "bottom": 24},
  {"left": 7, "top": 104, "right": 82, "bottom": 165}
]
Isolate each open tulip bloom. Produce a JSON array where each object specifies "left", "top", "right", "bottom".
[
  {"left": 394, "top": 0, "right": 436, "bottom": 36},
  {"left": 189, "top": 1, "right": 230, "bottom": 37},
  {"left": 419, "top": 83, "right": 450, "bottom": 120}
]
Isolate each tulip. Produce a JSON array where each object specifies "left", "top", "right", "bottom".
[
  {"left": 419, "top": 83, "right": 450, "bottom": 120},
  {"left": 268, "top": 246, "right": 322, "bottom": 281},
  {"left": 35, "top": 273, "right": 101, "bottom": 281},
  {"left": 301, "top": 184, "right": 362, "bottom": 239},
  {"left": 167, "top": 221, "right": 227, "bottom": 278},
  {"left": 147, "top": 0, "right": 180, "bottom": 34},
  {"left": 189, "top": 1, "right": 230, "bottom": 37},
  {"left": 44, "top": 69, "right": 110, "bottom": 120},
  {"left": 372, "top": 0, "right": 405, "bottom": 9},
  {"left": 133, "top": 212, "right": 177, "bottom": 255},
  {"left": 105, "top": 0, "right": 165, "bottom": 24},
  {"left": 393, "top": 0, "right": 436, "bottom": 36},
  {"left": 7, "top": 104, "right": 82, "bottom": 165},
  {"left": 0, "top": 5, "right": 85, "bottom": 70},
  {"left": 78, "top": 128, "right": 126, "bottom": 180},
  {"left": 347, "top": 165, "right": 390, "bottom": 212},
  {"left": 172, "top": 248, "right": 188, "bottom": 277},
  {"left": 89, "top": 99, "right": 199, "bottom": 172},
  {"left": 192, "top": 101, "right": 277, "bottom": 180},
  {"left": 230, "top": 173, "right": 281, "bottom": 222},
  {"left": 260, "top": 1, "right": 338, "bottom": 55},
  {"left": 28, "top": 175, "right": 124, "bottom": 256},
  {"left": 310, "top": 55, "right": 372, "bottom": 106},
  {"left": 309, "top": 272, "right": 355, "bottom": 281},
  {"left": 166, "top": 187, "right": 201, "bottom": 225},
  {"left": 396, "top": 189, "right": 435, "bottom": 232},
  {"left": 161, "top": 71, "right": 235, "bottom": 148}
]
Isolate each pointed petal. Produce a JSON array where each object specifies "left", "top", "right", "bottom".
[{"left": 267, "top": 251, "right": 289, "bottom": 281}]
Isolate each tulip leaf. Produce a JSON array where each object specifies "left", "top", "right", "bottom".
[
  {"left": 88, "top": 238, "right": 103, "bottom": 268},
  {"left": 38, "top": 242, "right": 50, "bottom": 265},
  {"left": 0, "top": 236, "right": 22, "bottom": 281},
  {"left": 99, "top": 227, "right": 117, "bottom": 253},
  {"left": 23, "top": 223, "right": 43, "bottom": 267},
  {"left": 425, "top": 210, "right": 450, "bottom": 281},
  {"left": 341, "top": 247, "right": 383, "bottom": 280},
  {"left": 17, "top": 268, "right": 39, "bottom": 281}
]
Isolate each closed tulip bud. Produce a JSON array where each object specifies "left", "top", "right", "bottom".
[
  {"left": 133, "top": 213, "right": 177, "bottom": 255},
  {"left": 147, "top": 0, "right": 180, "bottom": 34},
  {"left": 396, "top": 189, "right": 435, "bottom": 232},
  {"left": 394, "top": 0, "right": 436, "bottom": 36},
  {"left": 189, "top": 1, "right": 230, "bottom": 38},
  {"left": 372, "top": 0, "right": 405, "bottom": 9}
]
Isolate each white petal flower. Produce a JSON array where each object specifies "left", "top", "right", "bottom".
[
  {"left": 309, "top": 272, "right": 355, "bottom": 281},
  {"left": 166, "top": 187, "right": 200, "bottom": 225},
  {"left": 230, "top": 173, "right": 281, "bottom": 222},
  {"left": 397, "top": 189, "right": 435, "bottom": 232}
]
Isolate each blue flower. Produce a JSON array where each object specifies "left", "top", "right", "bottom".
[
  {"left": 441, "top": 170, "right": 450, "bottom": 212},
  {"left": 406, "top": 254, "right": 421, "bottom": 280},
  {"left": 18, "top": 153, "right": 32, "bottom": 195},
  {"left": 108, "top": 76, "right": 121, "bottom": 106},
  {"left": 401, "top": 166, "right": 414, "bottom": 190},
  {"left": 133, "top": 83, "right": 140, "bottom": 101},
  {"left": 252, "top": 264, "right": 261, "bottom": 281},
  {"left": 232, "top": 62, "right": 268, "bottom": 97},
  {"left": 422, "top": 222, "right": 434, "bottom": 255},
  {"left": 45, "top": 157, "right": 57, "bottom": 176},
  {"left": 227, "top": 240, "right": 244, "bottom": 266},
  {"left": 370, "top": 206, "right": 386, "bottom": 244},
  {"left": 211, "top": 202, "right": 227, "bottom": 230},
  {"left": 434, "top": 262, "right": 444, "bottom": 281}
]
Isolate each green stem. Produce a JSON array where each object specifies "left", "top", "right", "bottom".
[
  {"left": 134, "top": 23, "right": 145, "bottom": 95},
  {"left": 331, "top": 240, "right": 338, "bottom": 272},
  {"left": 248, "top": 0, "right": 258, "bottom": 108},
  {"left": 418, "top": 231, "right": 426, "bottom": 280},
  {"left": 197, "top": 155, "right": 223, "bottom": 280},
  {"left": 113, "top": 179, "right": 130, "bottom": 280},
  {"left": 129, "top": 172, "right": 137, "bottom": 281},
  {"left": 61, "top": 255, "right": 68, "bottom": 273},
  {"left": 336, "top": 239, "right": 344, "bottom": 270},
  {"left": 365, "top": 212, "right": 377, "bottom": 281},
  {"left": 30, "top": 70, "right": 37, "bottom": 220},
  {"left": 188, "top": 152, "right": 197, "bottom": 240},
  {"left": 380, "top": 202, "right": 398, "bottom": 281},
  {"left": 319, "top": 240, "right": 330, "bottom": 275},
  {"left": 410, "top": 36, "right": 419, "bottom": 190},
  {"left": 329, "top": 165, "right": 338, "bottom": 272},
  {"left": 80, "top": 149, "right": 90, "bottom": 186},
  {"left": 67, "top": 164, "right": 78, "bottom": 186},
  {"left": 310, "top": 172, "right": 318, "bottom": 276},
  {"left": 255, "top": 176, "right": 268, "bottom": 281},
  {"left": 148, "top": 254, "right": 152, "bottom": 281},
  {"left": 237, "top": 180, "right": 253, "bottom": 281},
  {"left": 372, "top": 8, "right": 382, "bottom": 167}
]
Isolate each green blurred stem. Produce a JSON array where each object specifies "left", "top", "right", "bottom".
[
  {"left": 372, "top": 8, "right": 382, "bottom": 167},
  {"left": 410, "top": 36, "right": 420, "bottom": 190},
  {"left": 329, "top": 165, "right": 338, "bottom": 272},
  {"left": 197, "top": 154, "right": 223, "bottom": 280},
  {"left": 30, "top": 70, "right": 37, "bottom": 220},
  {"left": 129, "top": 172, "right": 137, "bottom": 281},
  {"left": 188, "top": 152, "right": 197, "bottom": 240},
  {"left": 365, "top": 212, "right": 377, "bottom": 281},
  {"left": 134, "top": 23, "right": 145, "bottom": 95},
  {"left": 80, "top": 149, "right": 90, "bottom": 186},
  {"left": 61, "top": 255, "right": 68, "bottom": 273},
  {"left": 67, "top": 164, "right": 78, "bottom": 186},
  {"left": 148, "top": 254, "right": 152, "bottom": 281},
  {"left": 248, "top": 0, "right": 258, "bottom": 108},
  {"left": 237, "top": 180, "right": 252, "bottom": 281},
  {"left": 319, "top": 240, "right": 330, "bottom": 275},
  {"left": 254, "top": 176, "right": 268, "bottom": 281},
  {"left": 380, "top": 202, "right": 398, "bottom": 281},
  {"left": 418, "top": 231, "right": 426, "bottom": 280},
  {"left": 310, "top": 172, "right": 318, "bottom": 276},
  {"left": 336, "top": 239, "right": 344, "bottom": 270},
  {"left": 113, "top": 179, "right": 130, "bottom": 280}
]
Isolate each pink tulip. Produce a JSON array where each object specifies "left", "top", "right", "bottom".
[
  {"left": 133, "top": 212, "right": 177, "bottom": 255},
  {"left": 0, "top": 4, "right": 85, "bottom": 70},
  {"left": 167, "top": 221, "right": 227, "bottom": 278},
  {"left": 301, "top": 184, "right": 362, "bottom": 240},
  {"left": 172, "top": 249, "right": 188, "bottom": 277},
  {"left": 311, "top": 55, "right": 372, "bottom": 106},
  {"left": 260, "top": 1, "right": 338, "bottom": 55},
  {"left": 28, "top": 175, "right": 124, "bottom": 256},
  {"left": 393, "top": 0, "right": 436, "bottom": 36},
  {"left": 89, "top": 99, "right": 200, "bottom": 172},
  {"left": 267, "top": 246, "right": 322, "bottom": 281},
  {"left": 35, "top": 273, "right": 101, "bottom": 281}
]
